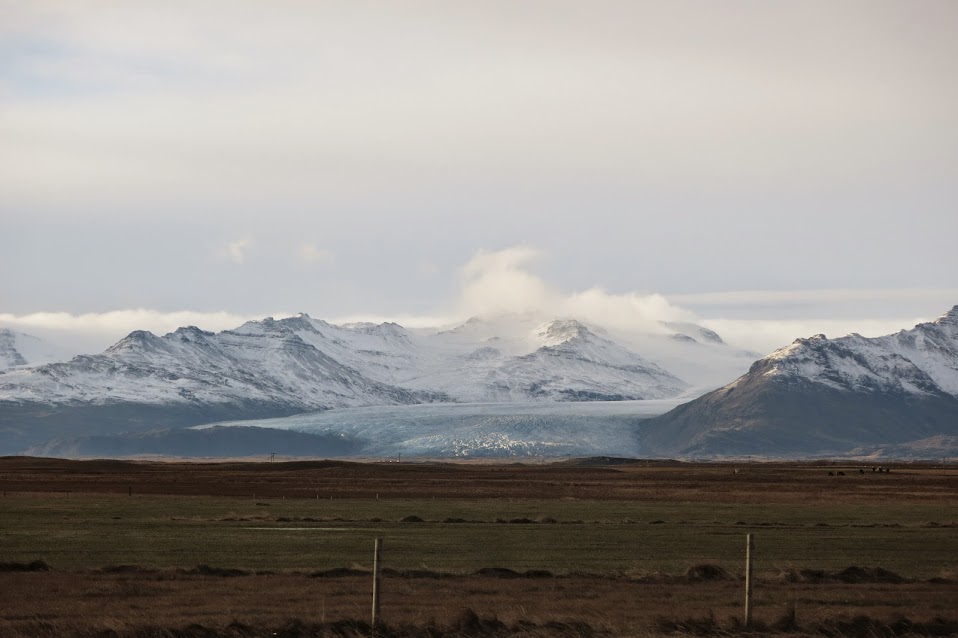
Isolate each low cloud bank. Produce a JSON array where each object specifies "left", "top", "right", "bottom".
[{"left": 1, "top": 247, "right": 948, "bottom": 358}]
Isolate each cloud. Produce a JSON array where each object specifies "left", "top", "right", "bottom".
[
  {"left": 454, "top": 246, "right": 694, "bottom": 334},
  {"left": 221, "top": 238, "right": 252, "bottom": 264},
  {"left": 404, "top": 247, "right": 949, "bottom": 353},
  {"left": 669, "top": 288, "right": 958, "bottom": 307},
  {"left": 700, "top": 317, "right": 932, "bottom": 356},
  {"left": 456, "top": 246, "right": 556, "bottom": 318},
  {"left": 416, "top": 260, "right": 440, "bottom": 277},
  {"left": 298, "top": 243, "right": 334, "bottom": 265},
  {"left": 2, "top": 2, "right": 956, "bottom": 213}
]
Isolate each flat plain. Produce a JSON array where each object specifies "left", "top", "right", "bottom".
[{"left": 0, "top": 457, "right": 956, "bottom": 637}]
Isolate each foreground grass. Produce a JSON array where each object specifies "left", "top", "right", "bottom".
[
  {"left": 7, "top": 613, "right": 958, "bottom": 638},
  {"left": 1, "top": 571, "right": 956, "bottom": 638},
  {"left": 1, "top": 493, "right": 955, "bottom": 577}
]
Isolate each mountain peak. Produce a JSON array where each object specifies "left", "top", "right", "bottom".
[
  {"left": 537, "top": 319, "right": 591, "bottom": 346},
  {"left": 934, "top": 305, "right": 958, "bottom": 326},
  {"left": 172, "top": 326, "right": 214, "bottom": 339},
  {"left": 276, "top": 314, "right": 322, "bottom": 332},
  {"left": 106, "top": 330, "right": 161, "bottom": 353},
  {"left": 661, "top": 321, "right": 726, "bottom": 345}
]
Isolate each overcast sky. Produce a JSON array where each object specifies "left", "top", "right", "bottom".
[{"left": 2, "top": 1, "right": 957, "bottom": 354}]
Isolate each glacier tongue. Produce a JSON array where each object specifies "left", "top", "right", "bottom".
[{"left": 195, "top": 400, "right": 682, "bottom": 458}]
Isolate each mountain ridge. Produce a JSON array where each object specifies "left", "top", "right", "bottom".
[{"left": 641, "top": 305, "right": 958, "bottom": 456}]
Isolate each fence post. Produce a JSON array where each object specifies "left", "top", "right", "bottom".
[
  {"left": 372, "top": 537, "right": 383, "bottom": 629},
  {"left": 745, "top": 533, "right": 755, "bottom": 627}
]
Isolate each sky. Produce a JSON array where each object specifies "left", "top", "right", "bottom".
[{"left": 2, "top": 1, "right": 957, "bottom": 355}]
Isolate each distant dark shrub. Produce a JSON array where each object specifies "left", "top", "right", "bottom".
[
  {"left": 476, "top": 567, "right": 521, "bottom": 578},
  {"left": 777, "top": 565, "right": 905, "bottom": 584},
  {"left": 100, "top": 565, "right": 158, "bottom": 574},
  {"left": 836, "top": 565, "right": 905, "bottom": 584},
  {"left": 685, "top": 564, "right": 730, "bottom": 581},
  {"left": 186, "top": 564, "right": 250, "bottom": 577},
  {"left": 0, "top": 559, "right": 50, "bottom": 572},
  {"left": 308, "top": 567, "right": 366, "bottom": 578}
]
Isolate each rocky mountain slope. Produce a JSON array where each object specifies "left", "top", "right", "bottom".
[
  {"left": 0, "top": 313, "right": 748, "bottom": 453},
  {"left": 641, "top": 306, "right": 958, "bottom": 456}
]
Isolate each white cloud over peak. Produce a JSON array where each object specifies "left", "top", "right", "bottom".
[{"left": 453, "top": 246, "right": 694, "bottom": 334}]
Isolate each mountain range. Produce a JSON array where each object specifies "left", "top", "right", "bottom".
[
  {"left": 0, "top": 314, "right": 751, "bottom": 454},
  {"left": 3, "top": 307, "right": 957, "bottom": 459}
]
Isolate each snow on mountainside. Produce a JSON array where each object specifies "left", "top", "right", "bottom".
[
  {"left": 0, "top": 329, "right": 72, "bottom": 370},
  {"left": 759, "top": 306, "right": 958, "bottom": 397},
  {"left": 641, "top": 305, "right": 958, "bottom": 456},
  {"left": 1, "top": 321, "right": 431, "bottom": 409},
  {"left": 0, "top": 311, "right": 753, "bottom": 453},
  {"left": 0, "top": 312, "right": 758, "bottom": 410},
  {"left": 395, "top": 318, "right": 688, "bottom": 402}
]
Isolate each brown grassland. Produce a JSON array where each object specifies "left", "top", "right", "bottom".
[{"left": 0, "top": 456, "right": 956, "bottom": 637}]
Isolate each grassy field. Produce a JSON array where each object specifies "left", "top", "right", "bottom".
[
  {"left": 1, "top": 493, "right": 956, "bottom": 577},
  {"left": 1, "top": 458, "right": 956, "bottom": 637}
]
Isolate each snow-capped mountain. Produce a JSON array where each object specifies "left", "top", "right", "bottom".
[
  {"left": 0, "top": 314, "right": 689, "bottom": 408},
  {"left": 0, "top": 329, "right": 72, "bottom": 370},
  {"left": 0, "top": 312, "right": 751, "bottom": 453},
  {"left": 641, "top": 306, "right": 958, "bottom": 456},
  {"left": 3, "top": 321, "right": 434, "bottom": 409},
  {"left": 397, "top": 318, "right": 687, "bottom": 402}
]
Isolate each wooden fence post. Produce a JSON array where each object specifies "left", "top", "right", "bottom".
[
  {"left": 372, "top": 537, "right": 383, "bottom": 629},
  {"left": 745, "top": 533, "right": 755, "bottom": 627}
]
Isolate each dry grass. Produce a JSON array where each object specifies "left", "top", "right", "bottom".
[{"left": 1, "top": 569, "right": 957, "bottom": 637}]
